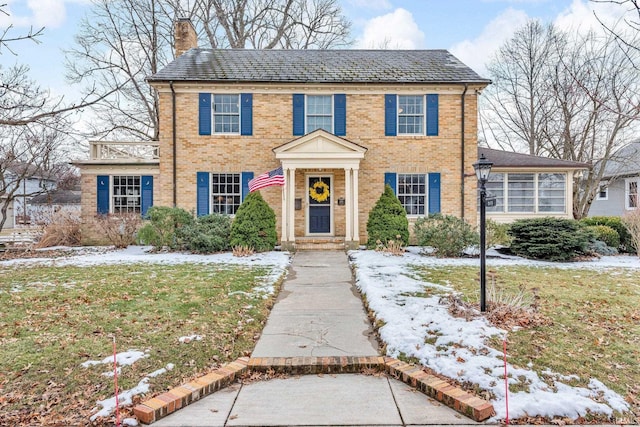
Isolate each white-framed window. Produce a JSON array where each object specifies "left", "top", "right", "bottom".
[
  {"left": 112, "top": 175, "right": 141, "bottom": 213},
  {"left": 597, "top": 183, "right": 608, "bottom": 200},
  {"left": 306, "top": 95, "right": 333, "bottom": 133},
  {"left": 397, "top": 173, "right": 426, "bottom": 215},
  {"left": 398, "top": 95, "right": 424, "bottom": 135},
  {"left": 211, "top": 173, "right": 241, "bottom": 215},
  {"left": 626, "top": 178, "right": 639, "bottom": 210},
  {"left": 213, "top": 94, "right": 240, "bottom": 134},
  {"left": 484, "top": 172, "right": 566, "bottom": 214}
]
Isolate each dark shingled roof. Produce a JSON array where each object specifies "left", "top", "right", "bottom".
[
  {"left": 30, "top": 190, "right": 81, "bottom": 205},
  {"left": 478, "top": 147, "right": 589, "bottom": 169},
  {"left": 148, "top": 49, "right": 491, "bottom": 84}
]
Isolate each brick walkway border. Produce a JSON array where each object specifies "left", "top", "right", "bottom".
[{"left": 133, "top": 355, "right": 495, "bottom": 425}]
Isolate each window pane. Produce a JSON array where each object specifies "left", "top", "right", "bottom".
[
  {"left": 211, "top": 173, "right": 242, "bottom": 215},
  {"left": 485, "top": 173, "right": 504, "bottom": 213},
  {"left": 213, "top": 94, "right": 240, "bottom": 133},
  {"left": 398, "top": 174, "right": 426, "bottom": 215},
  {"left": 507, "top": 173, "right": 534, "bottom": 212},
  {"left": 306, "top": 95, "right": 333, "bottom": 133},
  {"left": 112, "top": 175, "right": 141, "bottom": 213},
  {"left": 629, "top": 181, "right": 638, "bottom": 208},
  {"left": 538, "top": 173, "right": 565, "bottom": 213},
  {"left": 398, "top": 96, "right": 424, "bottom": 135}
]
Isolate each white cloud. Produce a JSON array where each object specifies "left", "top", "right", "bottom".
[
  {"left": 553, "top": 0, "right": 628, "bottom": 35},
  {"left": 347, "top": 0, "right": 392, "bottom": 11},
  {"left": 1, "top": 0, "right": 90, "bottom": 29},
  {"left": 450, "top": 7, "right": 529, "bottom": 75},
  {"left": 356, "top": 8, "right": 425, "bottom": 49}
]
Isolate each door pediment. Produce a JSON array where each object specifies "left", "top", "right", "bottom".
[{"left": 273, "top": 130, "right": 367, "bottom": 161}]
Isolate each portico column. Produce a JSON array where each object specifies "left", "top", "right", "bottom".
[
  {"left": 281, "top": 167, "right": 289, "bottom": 242},
  {"left": 352, "top": 168, "right": 360, "bottom": 242},
  {"left": 344, "top": 167, "right": 352, "bottom": 242},
  {"left": 288, "top": 167, "right": 296, "bottom": 242}
]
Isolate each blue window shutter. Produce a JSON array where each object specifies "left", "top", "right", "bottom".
[
  {"left": 197, "top": 172, "right": 210, "bottom": 216},
  {"left": 384, "top": 172, "right": 397, "bottom": 194},
  {"left": 426, "top": 94, "right": 439, "bottom": 136},
  {"left": 293, "top": 94, "right": 305, "bottom": 136},
  {"left": 385, "top": 95, "right": 397, "bottom": 136},
  {"left": 97, "top": 175, "right": 109, "bottom": 214},
  {"left": 334, "top": 94, "right": 346, "bottom": 136},
  {"left": 141, "top": 176, "right": 153, "bottom": 217},
  {"left": 428, "top": 172, "right": 441, "bottom": 213},
  {"left": 199, "top": 93, "right": 211, "bottom": 136},
  {"left": 241, "top": 172, "right": 254, "bottom": 201},
  {"left": 240, "top": 93, "right": 253, "bottom": 135}
]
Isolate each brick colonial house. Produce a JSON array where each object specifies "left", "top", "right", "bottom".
[{"left": 75, "top": 20, "right": 491, "bottom": 249}]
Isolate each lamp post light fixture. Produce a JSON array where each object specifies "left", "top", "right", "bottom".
[{"left": 473, "top": 153, "right": 493, "bottom": 313}]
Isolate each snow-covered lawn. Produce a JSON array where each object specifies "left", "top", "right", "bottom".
[{"left": 349, "top": 248, "right": 638, "bottom": 422}]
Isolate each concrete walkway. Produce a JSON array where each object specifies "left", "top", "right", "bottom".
[{"left": 152, "top": 251, "right": 476, "bottom": 427}]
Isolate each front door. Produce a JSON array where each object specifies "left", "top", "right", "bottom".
[{"left": 308, "top": 176, "right": 331, "bottom": 234}]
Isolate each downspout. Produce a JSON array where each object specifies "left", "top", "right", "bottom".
[
  {"left": 460, "top": 83, "right": 468, "bottom": 219},
  {"left": 170, "top": 81, "right": 177, "bottom": 207}
]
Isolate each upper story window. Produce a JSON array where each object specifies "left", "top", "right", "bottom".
[
  {"left": 597, "top": 183, "right": 608, "bottom": 200},
  {"left": 211, "top": 173, "right": 241, "bottom": 215},
  {"left": 397, "top": 173, "right": 426, "bottom": 215},
  {"left": 306, "top": 95, "right": 333, "bottom": 133},
  {"left": 626, "top": 178, "right": 639, "bottom": 209},
  {"left": 398, "top": 96, "right": 424, "bottom": 135},
  {"left": 112, "top": 175, "right": 141, "bottom": 213},
  {"left": 486, "top": 172, "right": 566, "bottom": 214},
  {"left": 213, "top": 94, "right": 240, "bottom": 134}
]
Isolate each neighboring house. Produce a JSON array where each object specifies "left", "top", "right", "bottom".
[
  {"left": 0, "top": 162, "right": 57, "bottom": 229},
  {"left": 589, "top": 141, "right": 640, "bottom": 217},
  {"left": 479, "top": 147, "right": 588, "bottom": 223},
  {"left": 75, "top": 19, "right": 491, "bottom": 248},
  {"left": 29, "top": 186, "right": 81, "bottom": 224}
]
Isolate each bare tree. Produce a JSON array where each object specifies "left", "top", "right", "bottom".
[
  {"left": 592, "top": 0, "right": 640, "bottom": 69},
  {"left": 480, "top": 20, "right": 640, "bottom": 218},
  {"left": 0, "top": 3, "right": 44, "bottom": 55},
  {"left": 65, "top": 0, "right": 351, "bottom": 140}
]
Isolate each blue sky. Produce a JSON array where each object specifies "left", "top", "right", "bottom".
[{"left": 0, "top": 0, "right": 626, "bottom": 105}]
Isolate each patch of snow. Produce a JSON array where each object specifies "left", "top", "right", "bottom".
[
  {"left": 349, "top": 249, "right": 630, "bottom": 421},
  {"left": 90, "top": 378, "right": 151, "bottom": 422},
  {"left": 122, "top": 418, "right": 139, "bottom": 426},
  {"left": 148, "top": 363, "right": 175, "bottom": 378},
  {"left": 178, "top": 335, "right": 202, "bottom": 344},
  {"left": 82, "top": 350, "right": 149, "bottom": 368}
]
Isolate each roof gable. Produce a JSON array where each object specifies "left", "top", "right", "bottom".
[
  {"left": 274, "top": 130, "right": 367, "bottom": 158},
  {"left": 148, "top": 49, "right": 491, "bottom": 85}
]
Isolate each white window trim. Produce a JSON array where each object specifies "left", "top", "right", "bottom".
[
  {"left": 305, "top": 94, "right": 334, "bottom": 134},
  {"left": 212, "top": 94, "right": 241, "bottom": 135},
  {"left": 625, "top": 177, "right": 639, "bottom": 210},
  {"left": 210, "top": 172, "right": 242, "bottom": 216},
  {"left": 488, "top": 172, "right": 567, "bottom": 214},
  {"left": 596, "top": 183, "right": 608, "bottom": 201},
  {"left": 397, "top": 173, "right": 429, "bottom": 217},
  {"left": 110, "top": 175, "right": 141, "bottom": 214},
  {"left": 397, "top": 95, "right": 425, "bottom": 136}
]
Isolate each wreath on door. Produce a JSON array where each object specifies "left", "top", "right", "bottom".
[{"left": 309, "top": 180, "right": 330, "bottom": 203}]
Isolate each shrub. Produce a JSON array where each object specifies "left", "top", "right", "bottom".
[
  {"left": 583, "top": 225, "right": 620, "bottom": 249},
  {"left": 137, "top": 206, "right": 193, "bottom": 250},
  {"left": 486, "top": 219, "right": 512, "bottom": 248},
  {"left": 229, "top": 191, "right": 277, "bottom": 252},
  {"left": 366, "top": 184, "right": 409, "bottom": 249},
  {"left": 375, "top": 234, "right": 405, "bottom": 255},
  {"left": 580, "top": 216, "right": 633, "bottom": 252},
  {"left": 621, "top": 209, "right": 640, "bottom": 257},
  {"left": 414, "top": 214, "right": 479, "bottom": 257},
  {"left": 94, "top": 213, "right": 143, "bottom": 249},
  {"left": 509, "top": 217, "right": 591, "bottom": 261},
  {"left": 177, "top": 214, "right": 232, "bottom": 253},
  {"left": 586, "top": 240, "right": 618, "bottom": 256},
  {"left": 34, "top": 211, "right": 81, "bottom": 248}
]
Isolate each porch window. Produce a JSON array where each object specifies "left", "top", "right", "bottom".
[
  {"left": 626, "top": 178, "right": 639, "bottom": 209},
  {"left": 213, "top": 94, "right": 240, "bottom": 134},
  {"left": 398, "top": 95, "right": 424, "bottom": 135},
  {"left": 397, "top": 173, "right": 426, "bottom": 215},
  {"left": 486, "top": 173, "right": 505, "bottom": 213},
  {"left": 211, "top": 173, "right": 241, "bottom": 214},
  {"left": 306, "top": 95, "right": 333, "bottom": 133},
  {"left": 507, "top": 173, "right": 535, "bottom": 213},
  {"left": 485, "top": 172, "right": 567, "bottom": 214},
  {"left": 538, "top": 173, "right": 565, "bottom": 212},
  {"left": 112, "top": 175, "right": 141, "bottom": 213}
]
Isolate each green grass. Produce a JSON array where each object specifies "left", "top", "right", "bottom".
[
  {"left": 0, "top": 262, "right": 284, "bottom": 425},
  {"left": 414, "top": 265, "right": 640, "bottom": 420}
]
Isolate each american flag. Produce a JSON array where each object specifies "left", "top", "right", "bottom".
[{"left": 248, "top": 166, "right": 285, "bottom": 192}]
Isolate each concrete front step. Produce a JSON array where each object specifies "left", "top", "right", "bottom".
[{"left": 293, "top": 237, "right": 347, "bottom": 251}]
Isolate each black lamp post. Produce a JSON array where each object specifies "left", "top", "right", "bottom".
[{"left": 473, "top": 153, "right": 493, "bottom": 313}]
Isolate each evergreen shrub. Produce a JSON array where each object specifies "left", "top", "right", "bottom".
[
  {"left": 229, "top": 191, "right": 277, "bottom": 252},
  {"left": 137, "top": 206, "right": 193, "bottom": 250},
  {"left": 177, "top": 214, "right": 232, "bottom": 253},
  {"left": 509, "top": 217, "right": 591, "bottom": 261},
  {"left": 414, "top": 213, "right": 479, "bottom": 257},
  {"left": 580, "top": 216, "right": 632, "bottom": 252},
  {"left": 486, "top": 219, "right": 512, "bottom": 248},
  {"left": 366, "top": 184, "right": 409, "bottom": 249},
  {"left": 583, "top": 225, "right": 620, "bottom": 249}
]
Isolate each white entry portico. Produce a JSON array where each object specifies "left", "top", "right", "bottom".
[{"left": 273, "top": 130, "right": 367, "bottom": 249}]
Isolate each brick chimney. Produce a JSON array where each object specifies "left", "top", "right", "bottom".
[{"left": 174, "top": 18, "right": 197, "bottom": 57}]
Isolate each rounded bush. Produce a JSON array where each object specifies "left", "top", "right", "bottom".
[
  {"left": 584, "top": 225, "right": 620, "bottom": 249},
  {"left": 580, "top": 216, "right": 632, "bottom": 252},
  {"left": 509, "top": 217, "right": 591, "bottom": 261},
  {"left": 230, "top": 191, "right": 277, "bottom": 252},
  {"left": 137, "top": 206, "right": 194, "bottom": 250},
  {"left": 366, "top": 184, "right": 409, "bottom": 249},
  {"left": 177, "top": 214, "right": 232, "bottom": 253},
  {"left": 414, "top": 213, "right": 479, "bottom": 257}
]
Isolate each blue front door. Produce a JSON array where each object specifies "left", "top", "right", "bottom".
[{"left": 309, "top": 176, "right": 331, "bottom": 234}]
